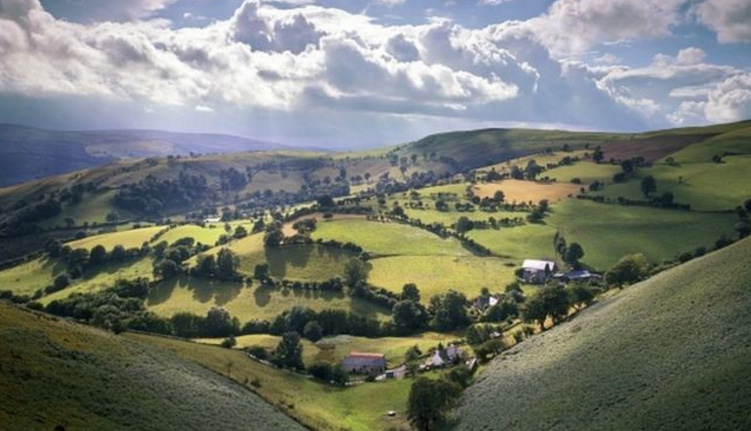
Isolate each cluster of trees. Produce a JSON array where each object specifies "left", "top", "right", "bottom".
[
  {"left": 114, "top": 173, "right": 209, "bottom": 216},
  {"left": 522, "top": 283, "right": 598, "bottom": 330},
  {"left": 219, "top": 167, "right": 249, "bottom": 192},
  {"left": 244, "top": 306, "right": 383, "bottom": 339},
  {"left": 44, "top": 239, "right": 148, "bottom": 281},
  {"left": 526, "top": 199, "right": 550, "bottom": 223},
  {"left": 0, "top": 197, "right": 62, "bottom": 235},
  {"left": 554, "top": 234, "right": 585, "bottom": 267},
  {"left": 407, "top": 366, "right": 474, "bottom": 431},
  {"left": 191, "top": 248, "right": 241, "bottom": 281}
]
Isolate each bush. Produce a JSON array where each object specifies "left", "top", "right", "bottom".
[
  {"left": 246, "top": 345, "right": 269, "bottom": 360},
  {"left": 221, "top": 335, "right": 237, "bottom": 349}
]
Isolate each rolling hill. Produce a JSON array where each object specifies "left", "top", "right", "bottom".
[
  {"left": 0, "top": 124, "right": 285, "bottom": 186},
  {"left": 453, "top": 236, "right": 751, "bottom": 431},
  {"left": 0, "top": 302, "right": 306, "bottom": 431}
]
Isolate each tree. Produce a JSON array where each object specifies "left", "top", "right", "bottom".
[
  {"left": 106, "top": 211, "right": 119, "bottom": 223},
  {"left": 254, "top": 262, "right": 270, "bottom": 282},
  {"left": 564, "top": 242, "right": 584, "bottom": 267},
  {"left": 204, "top": 307, "right": 239, "bottom": 337},
  {"left": 155, "top": 259, "right": 180, "bottom": 279},
  {"left": 565, "top": 283, "right": 595, "bottom": 310},
  {"left": 621, "top": 159, "right": 634, "bottom": 174},
  {"left": 273, "top": 331, "right": 305, "bottom": 370},
  {"left": 392, "top": 300, "right": 428, "bottom": 333},
  {"left": 493, "top": 190, "right": 505, "bottom": 203},
  {"left": 264, "top": 228, "right": 284, "bottom": 247},
  {"left": 401, "top": 283, "right": 421, "bottom": 302},
  {"left": 641, "top": 175, "right": 657, "bottom": 197},
  {"left": 89, "top": 244, "right": 108, "bottom": 266},
  {"left": 308, "top": 361, "right": 333, "bottom": 382},
  {"left": 522, "top": 285, "right": 569, "bottom": 330},
  {"left": 45, "top": 238, "right": 63, "bottom": 258},
  {"left": 344, "top": 258, "right": 369, "bottom": 288},
  {"left": 456, "top": 216, "right": 474, "bottom": 234},
  {"left": 52, "top": 274, "right": 70, "bottom": 292},
  {"left": 216, "top": 248, "right": 239, "bottom": 281},
  {"left": 317, "top": 195, "right": 335, "bottom": 208},
  {"left": 605, "top": 253, "right": 650, "bottom": 288},
  {"left": 592, "top": 146, "right": 604, "bottom": 163},
  {"left": 429, "top": 290, "right": 469, "bottom": 332},
  {"left": 303, "top": 320, "right": 323, "bottom": 342},
  {"left": 233, "top": 225, "right": 248, "bottom": 239},
  {"left": 407, "top": 377, "right": 461, "bottom": 431},
  {"left": 196, "top": 254, "right": 217, "bottom": 277}
]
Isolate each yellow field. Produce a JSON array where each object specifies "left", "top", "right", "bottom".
[{"left": 472, "top": 179, "right": 580, "bottom": 204}]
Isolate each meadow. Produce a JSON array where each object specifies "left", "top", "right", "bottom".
[
  {"left": 368, "top": 255, "right": 517, "bottom": 302},
  {"left": 146, "top": 277, "right": 391, "bottom": 323},
  {"left": 311, "top": 218, "right": 469, "bottom": 257},
  {"left": 454, "top": 236, "right": 751, "bottom": 431},
  {"left": 66, "top": 225, "right": 164, "bottom": 250},
  {"left": 472, "top": 179, "right": 581, "bottom": 204}
]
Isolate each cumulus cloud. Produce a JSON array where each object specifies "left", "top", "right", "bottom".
[
  {"left": 0, "top": 0, "right": 746, "bottom": 142},
  {"left": 695, "top": 0, "right": 751, "bottom": 43},
  {"left": 704, "top": 73, "right": 751, "bottom": 121},
  {"left": 525, "top": 0, "right": 688, "bottom": 55}
]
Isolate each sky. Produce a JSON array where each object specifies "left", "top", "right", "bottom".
[{"left": 0, "top": 0, "right": 750, "bottom": 148}]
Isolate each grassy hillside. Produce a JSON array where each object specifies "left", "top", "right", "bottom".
[
  {"left": 0, "top": 303, "right": 306, "bottom": 431},
  {"left": 132, "top": 332, "right": 429, "bottom": 431},
  {"left": 0, "top": 124, "right": 284, "bottom": 186},
  {"left": 453, "top": 236, "right": 751, "bottom": 431}
]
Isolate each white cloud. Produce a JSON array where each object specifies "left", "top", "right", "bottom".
[
  {"left": 526, "top": 0, "right": 689, "bottom": 55},
  {"left": 195, "top": 104, "right": 214, "bottom": 112},
  {"left": 704, "top": 73, "right": 751, "bottom": 121},
  {"left": 695, "top": 0, "right": 751, "bottom": 43}
]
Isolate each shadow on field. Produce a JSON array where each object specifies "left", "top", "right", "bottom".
[{"left": 147, "top": 277, "right": 182, "bottom": 306}]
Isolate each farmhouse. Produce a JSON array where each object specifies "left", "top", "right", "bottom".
[
  {"left": 341, "top": 352, "right": 387, "bottom": 375},
  {"left": 473, "top": 295, "right": 499, "bottom": 311},
  {"left": 521, "top": 259, "right": 556, "bottom": 284},
  {"left": 429, "top": 344, "right": 460, "bottom": 368}
]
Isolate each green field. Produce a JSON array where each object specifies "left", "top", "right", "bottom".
[
  {"left": 158, "top": 224, "right": 228, "bottom": 247},
  {"left": 0, "top": 257, "right": 60, "bottom": 296},
  {"left": 312, "top": 219, "right": 469, "bottom": 257},
  {"left": 133, "top": 332, "right": 426, "bottom": 431},
  {"left": 592, "top": 155, "right": 751, "bottom": 211},
  {"left": 147, "top": 277, "right": 390, "bottom": 323},
  {"left": 545, "top": 161, "right": 622, "bottom": 184},
  {"left": 42, "top": 189, "right": 134, "bottom": 228},
  {"left": 666, "top": 123, "right": 751, "bottom": 163},
  {"left": 467, "top": 223, "right": 559, "bottom": 261},
  {"left": 369, "top": 255, "right": 517, "bottom": 302},
  {"left": 66, "top": 225, "right": 164, "bottom": 250},
  {"left": 454, "top": 236, "right": 751, "bottom": 431},
  {"left": 0, "top": 303, "right": 306, "bottom": 431}
]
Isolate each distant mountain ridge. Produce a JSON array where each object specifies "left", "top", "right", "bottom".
[{"left": 0, "top": 124, "right": 286, "bottom": 187}]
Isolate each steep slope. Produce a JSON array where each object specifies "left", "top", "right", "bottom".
[
  {"left": 454, "top": 237, "right": 751, "bottom": 431},
  {"left": 0, "top": 303, "right": 306, "bottom": 431},
  {"left": 0, "top": 124, "right": 284, "bottom": 186}
]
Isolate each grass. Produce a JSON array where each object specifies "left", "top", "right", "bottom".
[
  {"left": 41, "top": 189, "right": 133, "bottom": 228},
  {"left": 592, "top": 155, "right": 751, "bottom": 211},
  {"left": 545, "top": 161, "right": 622, "bottom": 184},
  {"left": 66, "top": 225, "right": 164, "bottom": 250},
  {"left": 454, "top": 236, "right": 751, "bottom": 431},
  {"left": 467, "top": 200, "right": 737, "bottom": 270},
  {"left": 197, "top": 332, "right": 458, "bottom": 368},
  {"left": 667, "top": 123, "right": 751, "bottom": 163},
  {"left": 132, "top": 332, "right": 422, "bottom": 431},
  {"left": 158, "top": 224, "right": 228, "bottom": 247},
  {"left": 311, "top": 219, "right": 469, "bottom": 257},
  {"left": 467, "top": 223, "right": 559, "bottom": 261},
  {"left": 368, "top": 255, "right": 517, "bottom": 303},
  {"left": 0, "top": 257, "right": 59, "bottom": 296},
  {"left": 0, "top": 303, "right": 306, "bottom": 431},
  {"left": 146, "top": 276, "right": 391, "bottom": 323},
  {"left": 472, "top": 179, "right": 581, "bottom": 204},
  {"left": 547, "top": 199, "right": 736, "bottom": 270}
]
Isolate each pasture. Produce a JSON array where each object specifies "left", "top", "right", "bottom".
[
  {"left": 311, "top": 219, "right": 469, "bottom": 257},
  {"left": 547, "top": 199, "right": 737, "bottom": 269},
  {"left": 146, "top": 277, "right": 390, "bottom": 323},
  {"left": 66, "top": 225, "right": 163, "bottom": 250},
  {"left": 544, "top": 161, "right": 622, "bottom": 184},
  {"left": 472, "top": 179, "right": 580, "bottom": 204},
  {"left": 368, "top": 255, "right": 517, "bottom": 302}
]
